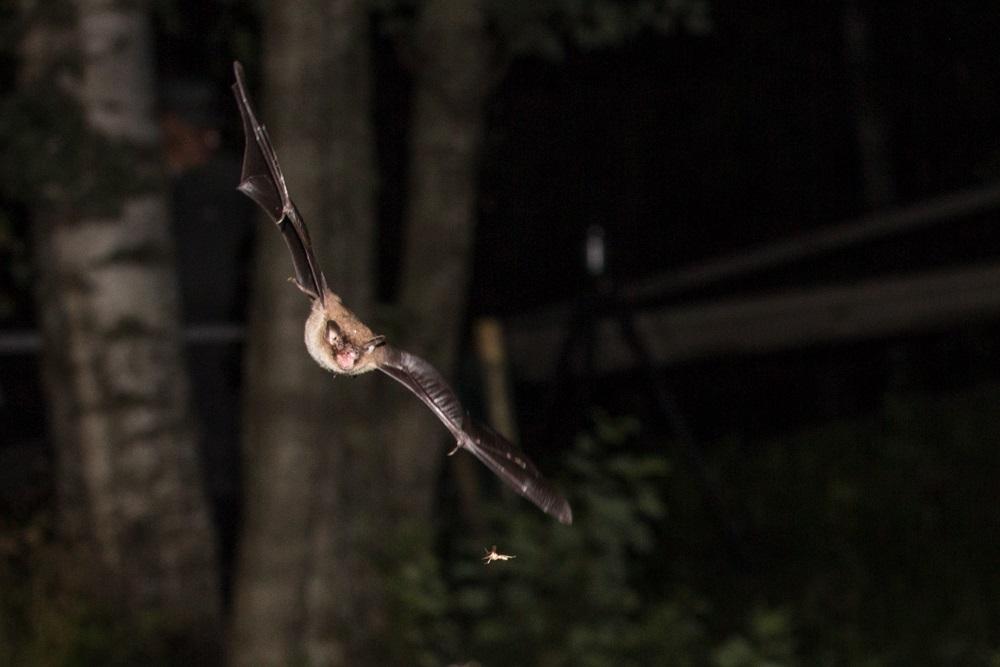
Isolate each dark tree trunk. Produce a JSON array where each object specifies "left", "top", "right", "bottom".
[
  {"left": 230, "top": 1, "right": 381, "bottom": 664},
  {"left": 384, "top": 0, "right": 492, "bottom": 518},
  {"left": 843, "top": 1, "right": 896, "bottom": 208},
  {"left": 231, "top": 0, "right": 493, "bottom": 663}
]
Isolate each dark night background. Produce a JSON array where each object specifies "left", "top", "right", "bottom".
[{"left": 2, "top": 0, "right": 1000, "bottom": 665}]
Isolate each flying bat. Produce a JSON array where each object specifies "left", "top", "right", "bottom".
[{"left": 231, "top": 62, "right": 572, "bottom": 525}]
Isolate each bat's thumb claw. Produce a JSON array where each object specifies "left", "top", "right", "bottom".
[
  {"left": 287, "top": 277, "right": 318, "bottom": 299},
  {"left": 447, "top": 443, "right": 460, "bottom": 456}
]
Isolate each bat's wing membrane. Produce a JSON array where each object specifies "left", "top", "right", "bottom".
[
  {"left": 231, "top": 61, "right": 327, "bottom": 301},
  {"left": 459, "top": 417, "right": 574, "bottom": 525},
  {"left": 379, "top": 346, "right": 573, "bottom": 524}
]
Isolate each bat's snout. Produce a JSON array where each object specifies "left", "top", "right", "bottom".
[{"left": 334, "top": 347, "right": 359, "bottom": 370}]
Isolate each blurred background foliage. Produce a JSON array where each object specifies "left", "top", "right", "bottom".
[
  {"left": 372, "top": 0, "right": 711, "bottom": 59},
  {"left": 371, "top": 392, "right": 999, "bottom": 666},
  {"left": 2, "top": 380, "right": 999, "bottom": 664}
]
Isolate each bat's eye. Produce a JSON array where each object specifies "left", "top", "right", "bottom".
[{"left": 326, "top": 321, "right": 342, "bottom": 346}]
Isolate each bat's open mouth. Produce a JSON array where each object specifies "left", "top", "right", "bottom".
[{"left": 335, "top": 348, "right": 358, "bottom": 370}]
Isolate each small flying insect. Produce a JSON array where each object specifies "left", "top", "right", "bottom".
[{"left": 482, "top": 546, "right": 516, "bottom": 565}]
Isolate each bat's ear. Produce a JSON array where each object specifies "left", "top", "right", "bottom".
[{"left": 363, "top": 335, "right": 386, "bottom": 353}]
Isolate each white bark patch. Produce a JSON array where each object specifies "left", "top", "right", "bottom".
[
  {"left": 117, "top": 489, "right": 154, "bottom": 522},
  {"left": 116, "top": 404, "right": 165, "bottom": 441},
  {"left": 56, "top": 197, "right": 170, "bottom": 267},
  {"left": 118, "top": 437, "right": 160, "bottom": 483},
  {"left": 78, "top": 2, "right": 158, "bottom": 143},
  {"left": 93, "top": 266, "right": 173, "bottom": 327},
  {"left": 76, "top": 409, "right": 121, "bottom": 564},
  {"left": 102, "top": 339, "right": 170, "bottom": 398},
  {"left": 56, "top": 198, "right": 176, "bottom": 332}
]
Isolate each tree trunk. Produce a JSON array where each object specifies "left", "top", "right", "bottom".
[
  {"left": 843, "top": 1, "right": 896, "bottom": 208},
  {"left": 385, "top": 0, "right": 492, "bottom": 518},
  {"left": 23, "top": 0, "right": 221, "bottom": 655},
  {"left": 231, "top": 0, "right": 492, "bottom": 663},
  {"left": 229, "top": 1, "right": 381, "bottom": 665}
]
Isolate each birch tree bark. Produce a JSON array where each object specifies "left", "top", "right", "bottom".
[{"left": 20, "top": 0, "right": 221, "bottom": 655}]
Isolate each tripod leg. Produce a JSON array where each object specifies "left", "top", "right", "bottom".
[{"left": 615, "top": 310, "right": 747, "bottom": 565}]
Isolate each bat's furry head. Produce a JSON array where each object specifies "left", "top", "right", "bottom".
[{"left": 304, "top": 294, "right": 384, "bottom": 375}]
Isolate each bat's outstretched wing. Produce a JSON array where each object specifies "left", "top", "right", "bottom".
[
  {"left": 379, "top": 346, "right": 573, "bottom": 524},
  {"left": 231, "top": 61, "right": 327, "bottom": 302}
]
